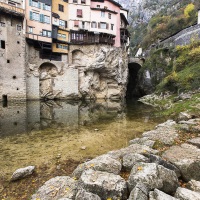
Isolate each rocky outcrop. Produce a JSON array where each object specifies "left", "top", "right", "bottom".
[
  {"left": 72, "top": 154, "right": 121, "bottom": 179},
  {"left": 127, "top": 162, "right": 179, "bottom": 193},
  {"left": 31, "top": 176, "right": 77, "bottom": 200},
  {"left": 163, "top": 143, "right": 200, "bottom": 181},
  {"left": 11, "top": 166, "right": 35, "bottom": 181},
  {"left": 79, "top": 169, "right": 127, "bottom": 200},
  {"left": 174, "top": 187, "right": 200, "bottom": 200}
]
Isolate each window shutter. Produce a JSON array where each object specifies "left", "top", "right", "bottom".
[
  {"left": 98, "top": 22, "right": 100, "bottom": 28},
  {"left": 43, "top": 3, "right": 45, "bottom": 9},
  {"left": 29, "top": 0, "right": 32, "bottom": 6},
  {"left": 38, "top": 2, "right": 41, "bottom": 8},
  {"left": 30, "top": 11, "right": 33, "bottom": 20},
  {"left": 65, "top": 21, "right": 67, "bottom": 28},
  {"left": 106, "top": 23, "right": 109, "bottom": 29},
  {"left": 40, "top": 14, "right": 44, "bottom": 22}
]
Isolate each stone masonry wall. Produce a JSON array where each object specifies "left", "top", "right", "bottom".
[{"left": 0, "top": 14, "right": 26, "bottom": 101}]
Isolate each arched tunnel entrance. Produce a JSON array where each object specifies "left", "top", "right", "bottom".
[{"left": 126, "top": 62, "right": 142, "bottom": 99}]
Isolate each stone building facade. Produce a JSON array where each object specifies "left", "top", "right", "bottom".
[{"left": 0, "top": 0, "right": 129, "bottom": 101}]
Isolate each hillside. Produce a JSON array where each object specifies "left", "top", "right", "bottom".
[{"left": 119, "top": 0, "right": 200, "bottom": 50}]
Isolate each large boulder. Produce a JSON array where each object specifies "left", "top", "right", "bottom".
[
  {"left": 128, "top": 183, "right": 149, "bottom": 200},
  {"left": 187, "top": 180, "right": 200, "bottom": 193},
  {"left": 143, "top": 153, "right": 181, "bottom": 177},
  {"left": 129, "top": 137, "right": 155, "bottom": 148},
  {"left": 142, "top": 120, "right": 178, "bottom": 145},
  {"left": 127, "top": 162, "right": 179, "bottom": 194},
  {"left": 107, "top": 143, "right": 158, "bottom": 160},
  {"left": 162, "top": 143, "right": 200, "bottom": 181},
  {"left": 31, "top": 176, "right": 77, "bottom": 200},
  {"left": 174, "top": 187, "right": 200, "bottom": 200},
  {"left": 72, "top": 154, "right": 121, "bottom": 179},
  {"left": 122, "top": 153, "right": 149, "bottom": 171},
  {"left": 79, "top": 169, "right": 127, "bottom": 200},
  {"left": 75, "top": 189, "right": 101, "bottom": 200},
  {"left": 149, "top": 189, "right": 178, "bottom": 200},
  {"left": 11, "top": 166, "right": 35, "bottom": 181}
]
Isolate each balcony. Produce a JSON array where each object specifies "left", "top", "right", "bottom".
[
  {"left": 0, "top": 1, "right": 25, "bottom": 17},
  {"left": 26, "top": 33, "right": 52, "bottom": 43}
]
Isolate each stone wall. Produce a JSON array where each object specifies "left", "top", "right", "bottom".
[
  {"left": 159, "top": 24, "right": 200, "bottom": 48},
  {"left": 0, "top": 13, "right": 26, "bottom": 101}
]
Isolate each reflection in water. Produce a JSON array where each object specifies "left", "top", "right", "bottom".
[{"left": 0, "top": 99, "right": 163, "bottom": 178}]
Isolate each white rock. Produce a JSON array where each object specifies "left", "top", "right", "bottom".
[{"left": 11, "top": 166, "right": 35, "bottom": 181}]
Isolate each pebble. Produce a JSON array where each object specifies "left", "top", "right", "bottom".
[{"left": 81, "top": 146, "right": 87, "bottom": 150}]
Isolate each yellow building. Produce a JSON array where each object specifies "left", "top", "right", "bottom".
[{"left": 52, "top": 0, "right": 69, "bottom": 54}]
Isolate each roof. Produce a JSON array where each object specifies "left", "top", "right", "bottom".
[
  {"left": 91, "top": 0, "right": 122, "bottom": 8},
  {"left": 120, "top": 13, "right": 129, "bottom": 25}
]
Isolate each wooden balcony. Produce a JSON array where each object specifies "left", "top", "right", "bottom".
[
  {"left": 0, "top": 1, "right": 25, "bottom": 17},
  {"left": 26, "top": 33, "right": 52, "bottom": 43}
]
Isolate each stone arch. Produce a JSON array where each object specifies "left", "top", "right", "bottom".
[
  {"left": 72, "top": 50, "right": 84, "bottom": 65},
  {"left": 39, "top": 62, "right": 58, "bottom": 100}
]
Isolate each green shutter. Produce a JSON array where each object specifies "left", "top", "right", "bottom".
[
  {"left": 38, "top": 2, "right": 41, "bottom": 8},
  {"left": 30, "top": 11, "right": 33, "bottom": 20},
  {"left": 43, "top": 3, "right": 45, "bottom": 10},
  {"left": 29, "top": 0, "right": 32, "bottom": 6},
  {"left": 40, "top": 14, "right": 44, "bottom": 22}
]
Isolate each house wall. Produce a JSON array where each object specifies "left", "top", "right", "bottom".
[
  {"left": 0, "top": 13, "right": 26, "bottom": 101},
  {"left": 25, "top": 0, "right": 52, "bottom": 43},
  {"left": 68, "top": 0, "right": 91, "bottom": 30},
  {"left": 90, "top": 0, "right": 121, "bottom": 47},
  {"left": 198, "top": 10, "right": 200, "bottom": 24}
]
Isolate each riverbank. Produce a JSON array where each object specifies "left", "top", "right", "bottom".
[{"left": 2, "top": 91, "right": 199, "bottom": 199}]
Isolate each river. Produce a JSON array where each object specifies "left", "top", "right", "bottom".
[{"left": 0, "top": 99, "right": 164, "bottom": 180}]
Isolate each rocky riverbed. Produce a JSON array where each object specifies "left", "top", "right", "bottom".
[{"left": 13, "top": 115, "right": 200, "bottom": 199}]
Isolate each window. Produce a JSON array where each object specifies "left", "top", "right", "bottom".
[
  {"left": 44, "top": 4, "right": 51, "bottom": 11},
  {"left": 91, "top": 21, "right": 97, "bottom": 28},
  {"left": 59, "top": 4, "right": 64, "bottom": 12},
  {"left": 73, "top": 0, "right": 77, "bottom": 3},
  {"left": 42, "top": 30, "right": 51, "bottom": 37},
  {"left": 108, "top": 13, "right": 111, "bottom": 19},
  {"left": 44, "top": 15, "right": 50, "bottom": 24},
  {"left": 0, "top": 22, "right": 5, "bottom": 27},
  {"left": 0, "top": 40, "right": 5, "bottom": 49},
  {"left": 97, "top": 5, "right": 100, "bottom": 8},
  {"left": 58, "top": 33, "right": 66, "bottom": 39},
  {"left": 16, "top": 25, "right": 22, "bottom": 31},
  {"left": 28, "top": 26, "right": 33, "bottom": 33},
  {"left": 32, "top": 0, "right": 40, "bottom": 8},
  {"left": 111, "top": 24, "right": 114, "bottom": 30},
  {"left": 30, "top": 12, "right": 40, "bottom": 21},
  {"left": 59, "top": 19, "right": 65, "bottom": 27},
  {"left": 81, "top": 0, "right": 85, "bottom": 4},
  {"left": 74, "top": 20, "right": 79, "bottom": 27},
  {"left": 101, "top": 11, "right": 105, "bottom": 17},
  {"left": 77, "top": 9, "right": 82, "bottom": 17},
  {"left": 56, "top": 44, "right": 68, "bottom": 50},
  {"left": 99, "top": 22, "right": 108, "bottom": 29}
]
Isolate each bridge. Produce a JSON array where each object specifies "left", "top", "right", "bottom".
[{"left": 129, "top": 56, "right": 145, "bottom": 66}]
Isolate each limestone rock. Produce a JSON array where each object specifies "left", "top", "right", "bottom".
[
  {"left": 127, "top": 162, "right": 179, "bottom": 194},
  {"left": 31, "top": 176, "right": 77, "bottom": 200},
  {"left": 128, "top": 183, "right": 149, "bottom": 200},
  {"left": 122, "top": 153, "right": 149, "bottom": 171},
  {"left": 11, "top": 166, "right": 35, "bottom": 181},
  {"left": 75, "top": 189, "right": 101, "bottom": 200},
  {"left": 178, "top": 112, "right": 192, "bottom": 121},
  {"left": 187, "top": 180, "right": 200, "bottom": 193},
  {"left": 142, "top": 120, "right": 178, "bottom": 145},
  {"left": 162, "top": 143, "right": 200, "bottom": 181},
  {"left": 149, "top": 189, "right": 178, "bottom": 200},
  {"left": 174, "top": 187, "right": 200, "bottom": 200},
  {"left": 107, "top": 143, "right": 158, "bottom": 160},
  {"left": 143, "top": 153, "right": 181, "bottom": 177},
  {"left": 129, "top": 137, "right": 155, "bottom": 148},
  {"left": 79, "top": 169, "right": 127, "bottom": 200},
  {"left": 188, "top": 137, "right": 200, "bottom": 148},
  {"left": 178, "top": 93, "right": 192, "bottom": 100},
  {"left": 72, "top": 154, "right": 121, "bottom": 179}
]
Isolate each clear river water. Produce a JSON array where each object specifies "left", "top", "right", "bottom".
[{"left": 0, "top": 99, "right": 165, "bottom": 179}]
